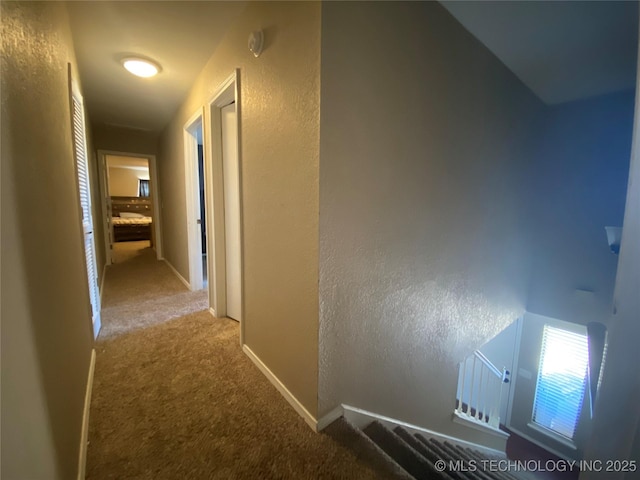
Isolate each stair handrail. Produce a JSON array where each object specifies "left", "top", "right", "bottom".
[{"left": 473, "top": 351, "right": 503, "bottom": 380}]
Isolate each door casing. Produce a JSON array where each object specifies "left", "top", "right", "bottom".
[
  {"left": 204, "top": 70, "right": 245, "bottom": 344},
  {"left": 183, "top": 111, "right": 206, "bottom": 290},
  {"left": 97, "top": 150, "right": 163, "bottom": 265}
]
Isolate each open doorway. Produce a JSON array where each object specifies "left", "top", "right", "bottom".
[
  {"left": 184, "top": 111, "right": 208, "bottom": 291},
  {"left": 97, "top": 151, "right": 162, "bottom": 265}
]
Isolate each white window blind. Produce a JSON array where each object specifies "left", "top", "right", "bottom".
[
  {"left": 71, "top": 85, "right": 101, "bottom": 337},
  {"left": 532, "top": 325, "right": 588, "bottom": 440}
]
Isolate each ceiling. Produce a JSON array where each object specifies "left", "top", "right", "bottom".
[
  {"left": 66, "top": 1, "right": 638, "bottom": 138},
  {"left": 66, "top": 1, "right": 246, "bottom": 135},
  {"left": 441, "top": 0, "right": 638, "bottom": 105}
]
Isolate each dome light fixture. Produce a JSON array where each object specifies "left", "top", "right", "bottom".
[{"left": 122, "top": 57, "right": 161, "bottom": 78}]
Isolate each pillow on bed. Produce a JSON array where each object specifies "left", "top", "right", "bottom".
[{"left": 119, "top": 212, "right": 146, "bottom": 218}]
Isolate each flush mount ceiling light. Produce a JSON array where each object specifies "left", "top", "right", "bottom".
[{"left": 122, "top": 57, "right": 161, "bottom": 78}]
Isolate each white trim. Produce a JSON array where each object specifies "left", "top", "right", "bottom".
[
  {"left": 452, "top": 411, "right": 510, "bottom": 439},
  {"left": 99, "top": 263, "right": 107, "bottom": 301},
  {"left": 242, "top": 344, "right": 318, "bottom": 431},
  {"left": 317, "top": 405, "right": 344, "bottom": 432},
  {"left": 342, "top": 405, "right": 507, "bottom": 457},
  {"left": 208, "top": 307, "right": 218, "bottom": 318},
  {"left": 148, "top": 155, "right": 163, "bottom": 259},
  {"left": 183, "top": 109, "right": 205, "bottom": 292},
  {"left": 505, "top": 316, "right": 523, "bottom": 427},
  {"left": 96, "top": 151, "right": 112, "bottom": 265},
  {"left": 163, "top": 259, "right": 190, "bottom": 290},
  {"left": 77, "top": 349, "right": 96, "bottom": 480},
  {"left": 205, "top": 70, "right": 245, "bottom": 345}
]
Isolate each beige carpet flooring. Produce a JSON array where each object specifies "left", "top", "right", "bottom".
[
  {"left": 99, "top": 242, "right": 207, "bottom": 339},
  {"left": 87, "top": 243, "right": 410, "bottom": 479}
]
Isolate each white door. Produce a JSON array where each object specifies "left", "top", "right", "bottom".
[
  {"left": 71, "top": 85, "right": 101, "bottom": 338},
  {"left": 221, "top": 103, "right": 241, "bottom": 320}
]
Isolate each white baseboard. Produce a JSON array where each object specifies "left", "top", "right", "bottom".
[
  {"left": 452, "top": 411, "right": 510, "bottom": 440},
  {"left": 342, "top": 405, "right": 506, "bottom": 457},
  {"left": 163, "top": 259, "right": 190, "bottom": 290},
  {"left": 317, "top": 405, "right": 344, "bottom": 431},
  {"left": 209, "top": 307, "right": 217, "bottom": 318},
  {"left": 78, "top": 349, "right": 96, "bottom": 480},
  {"left": 242, "top": 344, "right": 318, "bottom": 431}
]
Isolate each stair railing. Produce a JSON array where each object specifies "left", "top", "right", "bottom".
[{"left": 454, "top": 350, "right": 509, "bottom": 430}]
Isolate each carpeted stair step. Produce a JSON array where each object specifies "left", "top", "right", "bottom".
[
  {"left": 449, "top": 441, "right": 527, "bottom": 480},
  {"left": 392, "top": 428, "right": 451, "bottom": 471},
  {"left": 432, "top": 438, "right": 530, "bottom": 480},
  {"left": 432, "top": 438, "right": 514, "bottom": 480},
  {"left": 323, "top": 418, "right": 414, "bottom": 480},
  {"left": 431, "top": 439, "right": 493, "bottom": 480},
  {"left": 392, "top": 427, "right": 457, "bottom": 480},
  {"left": 363, "top": 421, "right": 439, "bottom": 480},
  {"left": 414, "top": 433, "right": 471, "bottom": 480},
  {"left": 442, "top": 442, "right": 504, "bottom": 480},
  {"left": 445, "top": 442, "right": 515, "bottom": 480}
]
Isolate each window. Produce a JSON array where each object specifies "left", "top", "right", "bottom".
[
  {"left": 532, "top": 325, "right": 588, "bottom": 440},
  {"left": 139, "top": 179, "right": 150, "bottom": 197}
]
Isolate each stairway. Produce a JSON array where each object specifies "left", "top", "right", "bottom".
[{"left": 362, "top": 421, "right": 535, "bottom": 480}]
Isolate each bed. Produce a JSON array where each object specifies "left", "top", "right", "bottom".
[{"left": 111, "top": 196, "right": 153, "bottom": 243}]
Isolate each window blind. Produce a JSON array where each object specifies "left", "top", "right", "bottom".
[{"left": 532, "top": 325, "right": 588, "bottom": 440}]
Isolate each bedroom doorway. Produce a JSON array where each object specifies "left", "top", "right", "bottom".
[
  {"left": 97, "top": 151, "right": 163, "bottom": 265},
  {"left": 184, "top": 111, "right": 208, "bottom": 291}
]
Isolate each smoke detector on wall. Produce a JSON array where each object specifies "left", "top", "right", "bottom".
[{"left": 248, "top": 31, "right": 264, "bottom": 58}]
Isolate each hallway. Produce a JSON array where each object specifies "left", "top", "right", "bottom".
[
  {"left": 98, "top": 243, "right": 207, "bottom": 339},
  {"left": 87, "top": 245, "right": 406, "bottom": 479}
]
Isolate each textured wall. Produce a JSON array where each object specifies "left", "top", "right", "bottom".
[
  {"left": 92, "top": 124, "right": 158, "bottom": 156},
  {"left": 158, "top": 2, "right": 320, "bottom": 416},
  {"left": 526, "top": 91, "right": 634, "bottom": 326},
  {"left": 108, "top": 166, "right": 148, "bottom": 197},
  {"left": 318, "top": 1, "right": 542, "bottom": 444},
  {"left": 1, "top": 2, "right": 94, "bottom": 478}
]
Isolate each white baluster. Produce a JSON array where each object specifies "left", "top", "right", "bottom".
[
  {"left": 475, "top": 363, "right": 486, "bottom": 420},
  {"left": 456, "top": 361, "right": 463, "bottom": 412},
  {"left": 469, "top": 355, "right": 476, "bottom": 419}
]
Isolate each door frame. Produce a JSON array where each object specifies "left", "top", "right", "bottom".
[
  {"left": 205, "top": 69, "right": 245, "bottom": 344},
  {"left": 97, "top": 150, "right": 163, "bottom": 264},
  {"left": 184, "top": 109, "right": 206, "bottom": 291}
]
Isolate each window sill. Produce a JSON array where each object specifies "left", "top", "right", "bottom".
[{"left": 526, "top": 422, "right": 578, "bottom": 451}]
